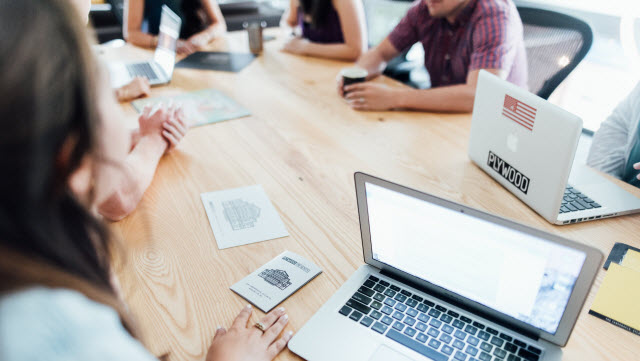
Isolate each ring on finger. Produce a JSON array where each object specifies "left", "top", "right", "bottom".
[
  {"left": 253, "top": 322, "right": 267, "bottom": 333},
  {"left": 359, "top": 97, "right": 365, "bottom": 103}
]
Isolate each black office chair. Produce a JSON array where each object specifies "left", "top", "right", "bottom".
[
  {"left": 518, "top": 7, "right": 593, "bottom": 100},
  {"left": 86, "top": 0, "right": 124, "bottom": 43},
  {"left": 107, "top": 0, "right": 125, "bottom": 26}
]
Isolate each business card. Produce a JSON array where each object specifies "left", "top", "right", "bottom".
[
  {"left": 230, "top": 251, "right": 322, "bottom": 312},
  {"left": 201, "top": 185, "right": 289, "bottom": 250}
]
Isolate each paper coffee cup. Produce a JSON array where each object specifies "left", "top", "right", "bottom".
[{"left": 341, "top": 67, "right": 368, "bottom": 95}]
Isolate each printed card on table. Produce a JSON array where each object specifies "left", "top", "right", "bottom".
[
  {"left": 231, "top": 251, "right": 322, "bottom": 312},
  {"left": 201, "top": 185, "right": 288, "bottom": 250}
]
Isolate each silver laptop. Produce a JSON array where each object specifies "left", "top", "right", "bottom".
[
  {"left": 289, "top": 172, "right": 602, "bottom": 361},
  {"left": 469, "top": 70, "right": 640, "bottom": 225},
  {"left": 108, "top": 5, "right": 181, "bottom": 88}
]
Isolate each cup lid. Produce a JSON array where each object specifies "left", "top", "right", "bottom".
[{"left": 341, "top": 67, "right": 368, "bottom": 78}]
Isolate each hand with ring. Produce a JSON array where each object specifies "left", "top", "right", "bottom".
[
  {"left": 343, "top": 82, "right": 401, "bottom": 111},
  {"left": 205, "top": 305, "right": 292, "bottom": 361}
]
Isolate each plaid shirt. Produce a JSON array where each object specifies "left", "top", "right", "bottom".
[{"left": 388, "top": 0, "right": 527, "bottom": 88}]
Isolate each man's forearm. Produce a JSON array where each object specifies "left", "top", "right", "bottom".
[
  {"left": 356, "top": 50, "right": 387, "bottom": 79},
  {"left": 356, "top": 38, "right": 401, "bottom": 79},
  {"left": 394, "top": 83, "right": 476, "bottom": 112}
]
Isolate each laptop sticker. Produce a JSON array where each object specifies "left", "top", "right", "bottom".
[
  {"left": 488, "top": 151, "right": 530, "bottom": 194},
  {"left": 503, "top": 94, "right": 537, "bottom": 131}
]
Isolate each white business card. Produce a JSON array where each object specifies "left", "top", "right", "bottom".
[
  {"left": 201, "top": 185, "right": 289, "bottom": 250},
  {"left": 230, "top": 251, "right": 322, "bottom": 312}
]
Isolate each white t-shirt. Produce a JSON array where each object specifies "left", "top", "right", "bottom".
[
  {"left": 0, "top": 288, "right": 158, "bottom": 361},
  {"left": 587, "top": 82, "right": 640, "bottom": 178}
]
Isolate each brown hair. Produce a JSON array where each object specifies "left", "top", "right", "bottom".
[{"left": 0, "top": 0, "right": 137, "bottom": 337}]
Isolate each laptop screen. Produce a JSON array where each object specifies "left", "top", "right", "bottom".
[
  {"left": 365, "top": 182, "right": 587, "bottom": 335},
  {"left": 154, "top": 6, "right": 181, "bottom": 77}
]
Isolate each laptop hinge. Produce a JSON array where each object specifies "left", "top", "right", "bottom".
[{"left": 379, "top": 269, "right": 541, "bottom": 341}]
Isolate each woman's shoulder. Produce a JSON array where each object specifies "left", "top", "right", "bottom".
[{"left": 0, "top": 287, "right": 157, "bottom": 361}]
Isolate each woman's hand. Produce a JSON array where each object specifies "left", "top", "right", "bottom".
[
  {"left": 633, "top": 162, "right": 640, "bottom": 180},
  {"left": 282, "top": 37, "right": 308, "bottom": 55},
  {"left": 187, "top": 32, "right": 212, "bottom": 49},
  {"left": 162, "top": 106, "right": 191, "bottom": 152},
  {"left": 116, "top": 77, "right": 151, "bottom": 102},
  {"left": 138, "top": 104, "right": 169, "bottom": 140},
  {"left": 206, "top": 305, "right": 293, "bottom": 361},
  {"left": 177, "top": 39, "right": 198, "bottom": 55}
]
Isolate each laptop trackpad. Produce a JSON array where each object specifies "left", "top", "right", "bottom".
[{"left": 369, "top": 345, "right": 416, "bottom": 361}]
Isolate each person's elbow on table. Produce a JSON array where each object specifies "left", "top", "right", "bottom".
[
  {"left": 342, "top": 46, "right": 364, "bottom": 62},
  {"left": 98, "top": 187, "right": 142, "bottom": 222}
]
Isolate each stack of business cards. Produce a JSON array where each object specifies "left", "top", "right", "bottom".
[{"left": 231, "top": 251, "right": 322, "bottom": 312}]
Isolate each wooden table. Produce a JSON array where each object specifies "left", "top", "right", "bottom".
[{"left": 106, "top": 30, "right": 640, "bottom": 360}]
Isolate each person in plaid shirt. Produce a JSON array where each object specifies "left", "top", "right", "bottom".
[{"left": 338, "top": 0, "right": 527, "bottom": 113}]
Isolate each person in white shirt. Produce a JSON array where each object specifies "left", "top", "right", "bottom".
[{"left": 587, "top": 82, "right": 640, "bottom": 187}]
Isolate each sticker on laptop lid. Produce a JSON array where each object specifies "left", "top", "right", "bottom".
[{"left": 487, "top": 151, "right": 530, "bottom": 194}]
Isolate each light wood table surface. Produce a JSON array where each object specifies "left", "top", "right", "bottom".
[{"left": 104, "top": 30, "right": 640, "bottom": 361}]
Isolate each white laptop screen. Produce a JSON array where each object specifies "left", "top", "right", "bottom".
[
  {"left": 153, "top": 6, "right": 181, "bottom": 76},
  {"left": 365, "top": 182, "right": 587, "bottom": 335}
]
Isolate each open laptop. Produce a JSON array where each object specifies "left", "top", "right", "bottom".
[
  {"left": 469, "top": 70, "right": 640, "bottom": 225},
  {"left": 289, "top": 172, "right": 602, "bottom": 361},
  {"left": 108, "top": 5, "right": 181, "bottom": 88}
]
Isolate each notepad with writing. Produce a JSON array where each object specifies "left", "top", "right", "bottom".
[{"left": 589, "top": 260, "right": 640, "bottom": 336}]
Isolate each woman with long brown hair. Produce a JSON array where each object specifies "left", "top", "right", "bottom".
[{"left": 0, "top": 1, "right": 291, "bottom": 360}]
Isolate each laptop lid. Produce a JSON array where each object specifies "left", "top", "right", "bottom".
[
  {"left": 153, "top": 5, "right": 181, "bottom": 79},
  {"left": 354, "top": 172, "right": 602, "bottom": 346},
  {"left": 468, "top": 71, "right": 583, "bottom": 223}
]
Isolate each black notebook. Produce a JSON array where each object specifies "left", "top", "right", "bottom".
[{"left": 176, "top": 52, "right": 256, "bottom": 73}]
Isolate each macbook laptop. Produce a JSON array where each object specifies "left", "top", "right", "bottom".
[
  {"left": 289, "top": 172, "right": 602, "bottom": 361},
  {"left": 108, "top": 5, "right": 181, "bottom": 88},
  {"left": 469, "top": 70, "right": 640, "bottom": 225}
]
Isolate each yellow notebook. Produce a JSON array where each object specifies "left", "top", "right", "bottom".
[
  {"left": 622, "top": 249, "right": 640, "bottom": 273},
  {"left": 589, "top": 262, "right": 640, "bottom": 336}
]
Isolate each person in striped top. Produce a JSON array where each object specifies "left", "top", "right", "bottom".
[{"left": 338, "top": 0, "right": 527, "bottom": 113}]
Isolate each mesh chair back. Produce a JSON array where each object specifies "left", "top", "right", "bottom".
[{"left": 518, "top": 7, "right": 593, "bottom": 99}]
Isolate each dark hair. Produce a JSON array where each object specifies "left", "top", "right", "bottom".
[
  {"left": 0, "top": 0, "right": 115, "bottom": 296},
  {"left": 299, "top": 0, "right": 333, "bottom": 28},
  {"left": 180, "top": 0, "right": 211, "bottom": 38}
]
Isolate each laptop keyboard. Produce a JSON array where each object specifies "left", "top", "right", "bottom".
[
  {"left": 339, "top": 275, "right": 544, "bottom": 361},
  {"left": 126, "top": 62, "right": 159, "bottom": 81},
  {"left": 559, "top": 185, "right": 601, "bottom": 214}
]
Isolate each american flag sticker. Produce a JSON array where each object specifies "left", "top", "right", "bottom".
[{"left": 502, "top": 94, "right": 537, "bottom": 131}]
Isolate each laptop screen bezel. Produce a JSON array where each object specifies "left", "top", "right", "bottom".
[
  {"left": 354, "top": 172, "right": 602, "bottom": 346},
  {"left": 153, "top": 5, "right": 182, "bottom": 79}
]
